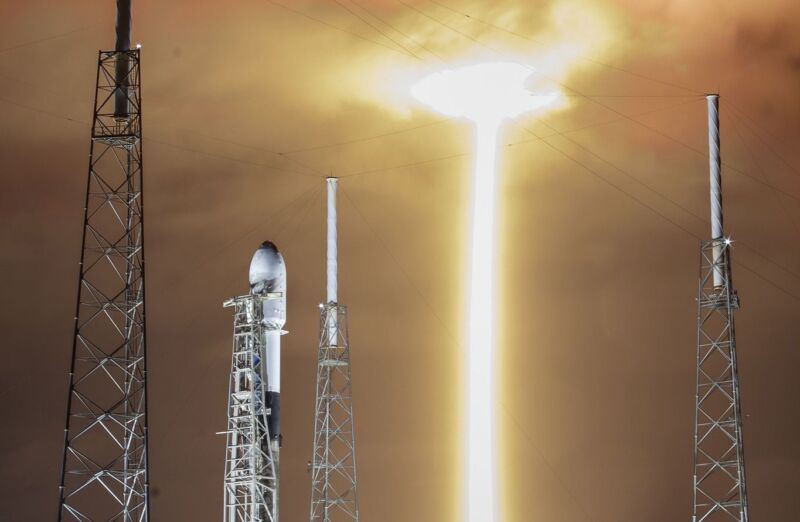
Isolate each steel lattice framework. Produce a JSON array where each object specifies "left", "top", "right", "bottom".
[
  {"left": 58, "top": 49, "right": 149, "bottom": 522},
  {"left": 692, "top": 239, "right": 749, "bottom": 522},
  {"left": 310, "top": 304, "right": 359, "bottom": 522},
  {"left": 223, "top": 295, "right": 279, "bottom": 522}
]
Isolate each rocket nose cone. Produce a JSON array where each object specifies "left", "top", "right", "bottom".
[
  {"left": 249, "top": 241, "right": 286, "bottom": 293},
  {"left": 259, "top": 240, "right": 279, "bottom": 254}
]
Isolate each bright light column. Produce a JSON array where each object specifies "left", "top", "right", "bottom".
[{"left": 412, "top": 62, "right": 558, "bottom": 522}]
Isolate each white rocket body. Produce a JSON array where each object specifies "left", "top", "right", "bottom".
[
  {"left": 248, "top": 241, "right": 286, "bottom": 489},
  {"left": 249, "top": 240, "right": 286, "bottom": 393},
  {"left": 249, "top": 241, "right": 287, "bottom": 327}
]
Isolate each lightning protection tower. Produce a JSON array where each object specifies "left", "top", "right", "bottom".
[
  {"left": 57, "top": 1, "right": 149, "bottom": 520},
  {"left": 691, "top": 94, "right": 750, "bottom": 522},
  {"left": 309, "top": 178, "right": 360, "bottom": 522}
]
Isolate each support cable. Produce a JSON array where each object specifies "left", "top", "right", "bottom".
[
  {"left": 159, "top": 180, "right": 326, "bottom": 297},
  {"left": 265, "top": 0, "right": 419, "bottom": 59},
  {"left": 725, "top": 103, "right": 800, "bottom": 236},
  {"left": 282, "top": 118, "right": 451, "bottom": 155},
  {"left": 0, "top": 71, "right": 325, "bottom": 177},
  {"left": 521, "top": 120, "right": 800, "bottom": 282},
  {"left": 338, "top": 97, "right": 702, "bottom": 179},
  {"left": 395, "top": 1, "right": 800, "bottom": 203},
  {"left": 519, "top": 126, "right": 800, "bottom": 303},
  {"left": 726, "top": 98, "right": 800, "bottom": 168},
  {"left": 333, "top": 0, "right": 423, "bottom": 59},
  {"left": 424, "top": 0, "right": 702, "bottom": 95},
  {"left": 0, "top": 22, "right": 102, "bottom": 55},
  {"left": 3, "top": 73, "right": 798, "bottom": 302},
  {"left": 351, "top": 0, "right": 444, "bottom": 60},
  {"left": 0, "top": 93, "right": 321, "bottom": 179},
  {"left": 145, "top": 137, "right": 321, "bottom": 178},
  {"left": 155, "top": 182, "right": 326, "bottom": 445}
]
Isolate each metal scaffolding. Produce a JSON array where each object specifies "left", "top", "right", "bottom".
[
  {"left": 310, "top": 304, "right": 359, "bottom": 522},
  {"left": 692, "top": 239, "right": 749, "bottom": 522},
  {"left": 692, "top": 95, "right": 749, "bottom": 522},
  {"left": 58, "top": 49, "right": 149, "bottom": 521},
  {"left": 223, "top": 294, "right": 279, "bottom": 522}
]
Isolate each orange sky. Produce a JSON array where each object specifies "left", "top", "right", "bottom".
[{"left": 1, "top": 1, "right": 799, "bottom": 520}]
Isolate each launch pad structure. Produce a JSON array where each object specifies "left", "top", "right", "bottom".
[
  {"left": 691, "top": 95, "right": 750, "bottom": 522},
  {"left": 222, "top": 241, "right": 287, "bottom": 522},
  {"left": 222, "top": 293, "right": 280, "bottom": 522},
  {"left": 57, "top": 1, "right": 150, "bottom": 519}
]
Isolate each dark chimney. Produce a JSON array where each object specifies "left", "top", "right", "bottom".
[{"left": 114, "top": 0, "right": 132, "bottom": 120}]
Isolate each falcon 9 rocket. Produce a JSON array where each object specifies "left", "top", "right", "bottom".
[{"left": 223, "top": 241, "right": 286, "bottom": 522}]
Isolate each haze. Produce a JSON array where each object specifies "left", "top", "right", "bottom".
[{"left": 1, "top": 1, "right": 799, "bottom": 521}]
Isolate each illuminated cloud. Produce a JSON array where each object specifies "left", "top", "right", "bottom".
[{"left": 410, "top": 62, "right": 559, "bottom": 123}]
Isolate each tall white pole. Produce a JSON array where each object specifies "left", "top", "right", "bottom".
[
  {"left": 327, "top": 177, "right": 338, "bottom": 304},
  {"left": 706, "top": 94, "right": 724, "bottom": 287},
  {"left": 311, "top": 177, "right": 359, "bottom": 520},
  {"left": 466, "top": 120, "right": 500, "bottom": 522}
]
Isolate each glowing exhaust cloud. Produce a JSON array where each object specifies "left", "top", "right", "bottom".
[{"left": 412, "top": 62, "right": 559, "bottom": 522}]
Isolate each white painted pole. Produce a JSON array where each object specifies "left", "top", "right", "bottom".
[
  {"left": 706, "top": 94, "right": 725, "bottom": 287},
  {"left": 327, "top": 177, "right": 338, "bottom": 304}
]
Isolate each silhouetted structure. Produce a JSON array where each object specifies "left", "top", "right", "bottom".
[{"left": 58, "top": 2, "right": 150, "bottom": 520}]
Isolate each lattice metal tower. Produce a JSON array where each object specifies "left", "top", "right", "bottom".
[
  {"left": 222, "top": 242, "right": 287, "bottom": 522},
  {"left": 692, "top": 94, "right": 750, "bottom": 522},
  {"left": 309, "top": 178, "right": 360, "bottom": 521},
  {"left": 57, "top": 2, "right": 149, "bottom": 520},
  {"left": 222, "top": 296, "right": 278, "bottom": 522}
]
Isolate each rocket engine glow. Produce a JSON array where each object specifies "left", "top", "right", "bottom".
[{"left": 412, "top": 62, "right": 559, "bottom": 522}]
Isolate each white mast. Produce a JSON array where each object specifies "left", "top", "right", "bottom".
[
  {"left": 327, "top": 177, "right": 338, "bottom": 304},
  {"left": 310, "top": 177, "right": 359, "bottom": 521},
  {"left": 706, "top": 94, "right": 725, "bottom": 287}
]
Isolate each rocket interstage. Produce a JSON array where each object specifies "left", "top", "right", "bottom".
[{"left": 222, "top": 241, "right": 286, "bottom": 522}]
